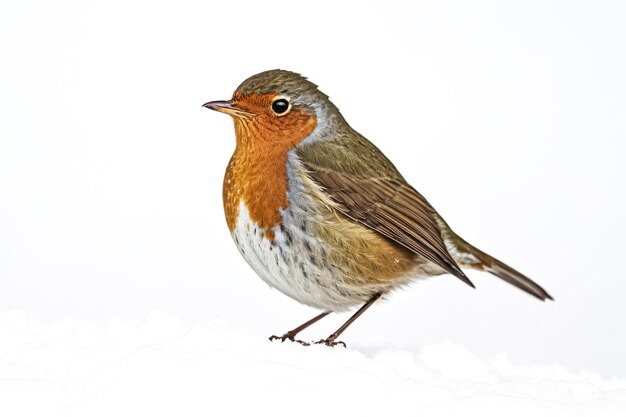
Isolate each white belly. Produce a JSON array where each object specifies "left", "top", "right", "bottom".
[{"left": 231, "top": 202, "right": 348, "bottom": 311}]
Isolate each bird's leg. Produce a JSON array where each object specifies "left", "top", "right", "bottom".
[
  {"left": 269, "top": 311, "right": 331, "bottom": 346},
  {"left": 316, "top": 292, "right": 382, "bottom": 348}
]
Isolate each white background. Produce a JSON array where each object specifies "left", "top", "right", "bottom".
[{"left": 1, "top": 0, "right": 624, "bottom": 379}]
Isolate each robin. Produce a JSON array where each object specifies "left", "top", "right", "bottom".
[{"left": 203, "top": 69, "right": 552, "bottom": 347}]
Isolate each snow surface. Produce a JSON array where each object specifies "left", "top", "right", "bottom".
[{"left": 1, "top": 310, "right": 624, "bottom": 417}]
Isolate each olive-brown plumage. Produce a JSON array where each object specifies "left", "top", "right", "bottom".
[{"left": 203, "top": 69, "right": 552, "bottom": 346}]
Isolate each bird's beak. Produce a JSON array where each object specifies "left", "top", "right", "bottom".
[{"left": 202, "top": 100, "right": 252, "bottom": 118}]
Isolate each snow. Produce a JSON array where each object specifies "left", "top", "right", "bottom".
[{"left": 1, "top": 310, "right": 624, "bottom": 417}]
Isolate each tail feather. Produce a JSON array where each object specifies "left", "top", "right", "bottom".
[
  {"left": 436, "top": 217, "right": 553, "bottom": 301},
  {"left": 474, "top": 251, "right": 553, "bottom": 301}
]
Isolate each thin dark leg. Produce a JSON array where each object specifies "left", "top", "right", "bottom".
[
  {"left": 317, "top": 292, "right": 382, "bottom": 347},
  {"left": 269, "top": 311, "right": 331, "bottom": 345}
]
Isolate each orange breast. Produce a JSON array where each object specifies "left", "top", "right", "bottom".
[{"left": 222, "top": 103, "right": 317, "bottom": 241}]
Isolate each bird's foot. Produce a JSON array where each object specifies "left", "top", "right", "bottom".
[
  {"left": 315, "top": 338, "right": 347, "bottom": 348},
  {"left": 269, "top": 333, "right": 310, "bottom": 346}
]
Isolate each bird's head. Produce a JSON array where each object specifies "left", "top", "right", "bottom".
[{"left": 203, "top": 70, "right": 344, "bottom": 148}]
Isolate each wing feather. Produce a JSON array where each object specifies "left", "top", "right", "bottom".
[{"left": 302, "top": 161, "right": 474, "bottom": 287}]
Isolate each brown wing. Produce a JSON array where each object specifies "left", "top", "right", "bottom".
[{"left": 302, "top": 161, "right": 474, "bottom": 288}]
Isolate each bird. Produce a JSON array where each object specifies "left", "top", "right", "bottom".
[{"left": 203, "top": 69, "right": 552, "bottom": 347}]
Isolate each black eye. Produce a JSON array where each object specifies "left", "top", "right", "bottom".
[{"left": 271, "top": 98, "right": 290, "bottom": 115}]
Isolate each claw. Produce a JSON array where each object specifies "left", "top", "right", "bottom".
[
  {"left": 269, "top": 334, "right": 310, "bottom": 346},
  {"left": 315, "top": 339, "right": 347, "bottom": 348}
]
